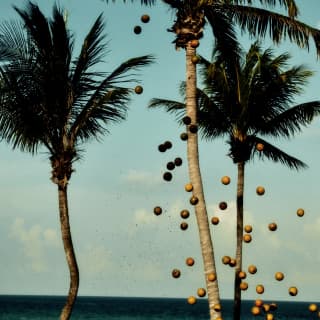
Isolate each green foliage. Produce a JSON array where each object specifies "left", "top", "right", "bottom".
[{"left": 0, "top": 1, "right": 154, "bottom": 159}]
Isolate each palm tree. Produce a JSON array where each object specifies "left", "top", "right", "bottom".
[
  {"left": 149, "top": 41, "right": 320, "bottom": 320},
  {"left": 102, "top": 2, "right": 320, "bottom": 318},
  {"left": 0, "top": 2, "right": 153, "bottom": 319}
]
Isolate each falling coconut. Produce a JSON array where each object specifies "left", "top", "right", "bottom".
[
  {"left": 268, "top": 222, "right": 277, "bottom": 231},
  {"left": 244, "top": 225, "right": 253, "bottom": 233},
  {"left": 166, "top": 162, "right": 175, "bottom": 170},
  {"left": 248, "top": 265, "right": 257, "bottom": 274},
  {"left": 256, "top": 143, "right": 264, "bottom": 151},
  {"left": 180, "top": 222, "right": 188, "bottom": 230},
  {"left": 289, "top": 286, "right": 298, "bottom": 296},
  {"left": 140, "top": 14, "right": 150, "bottom": 23},
  {"left": 134, "top": 85, "right": 143, "bottom": 94},
  {"left": 163, "top": 172, "right": 172, "bottom": 182},
  {"left": 180, "top": 132, "right": 188, "bottom": 141},
  {"left": 190, "top": 196, "right": 199, "bottom": 205},
  {"left": 182, "top": 116, "right": 192, "bottom": 125},
  {"left": 189, "top": 124, "right": 198, "bottom": 133},
  {"left": 171, "top": 269, "right": 181, "bottom": 278},
  {"left": 275, "top": 272, "right": 284, "bottom": 281},
  {"left": 187, "top": 296, "right": 197, "bottom": 305},
  {"left": 309, "top": 304, "right": 318, "bottom": 312},
  {"left": 174, "top": 157, "right": 183, "bottom": 166},
  {"left": 296, "top": 208, "right": 305, "bottom": 217},
  {"left": 256, "top": 284, "right": 265, "bottom": 294},
  {"left": 213, "top": 303, "right": 222, "bottom": 312},
  {"left": 153, "top": 206, "right": 162, "bottom": 216},
  {"left": 222, "top": 256, "right": 231, "bottom": 265},
  {"left": 229, "top": 258, "right": 236, "bottom": 267},
  {"left": 221, "top": 176, "right": 231, "bottom": 185},
  {"left": 263, "top": 304, "right": 270, "bottom": 312},
  {"left": 211, "top": 217, "right": 219, "bottom": 225},
  {"left": 219, "top": 201, "right": 228, "bottom": 210},
  {"left": 243, "top": 234, "right": 252, "bottom": 243},
  {"left": 185, "top": 183, "right": 193, "bottom": 192},
  {"left": 197, "top": 288, "right": 206, "bottom": 297},
  {"left": 180, "top": 210, "right": 190, "bottom": 219},
  {"left": 256, "top": 186, "right": 265, "bottom": 195},
  {"left": 251, "top": 306, "right": 261, "bottom": 316},
  {"left": 240, "top": 282, "right": 248, "bottom": 291},
  {"left": 207, "top": 273, "right": 216, "bottom": 282},
  {"left": 238, "top": 271, "right": 247, "bottom": 279},
  {"left": 158, "top": 144, "right": 166, "bottom": 152},
  {"left": 164, "top": 141, "right": 172, "bottom": 149},
  {"left": 266, "top": 313, "right": 274, "bottom": 320},
  {"left": 186, "top": 257, "right": 195, "bottom": 266},
  {"left": 255, "top": 299, "right": 263, "bottom": 307},
  {"left": 133, "top": 25, "right": 142, "bottom": 34}
]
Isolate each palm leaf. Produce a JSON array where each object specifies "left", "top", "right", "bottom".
[
  {"left": 252, "top": 137, "right": 307, "bottom": 170},
  {"left": 229, "top": 4, "right": 320, "bottom": 55},
  {"left": 259, "top": 101, "right": 320, "bottom": 138},
  {"left": 70, "top": 55, "right": 154, "bottom": 143}
]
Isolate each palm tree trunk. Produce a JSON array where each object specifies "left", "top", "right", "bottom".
[
  {"left": 233, "top": 161, "right": 245, "bottom": 320},
  {"left": 58, "top": 184, "right": 79, "bottom": 320},
  {"left": 185, "top": 42, "right": 221, "bottom": 320}
]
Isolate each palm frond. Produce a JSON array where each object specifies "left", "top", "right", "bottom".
[
  {"left": 232, "top": 0, "right": 299, "bottom": 18},
  {"left": 205, "top": 6, "right": 242, "bottom": 65},
  {"left": 71, "top": 87, "right": 131, "bottom": 142},
  {"left": 252, "top": 137, "right": 307, "bottom": 170},
  {"left": 70, "top": 55, "right": 154, "bottom": 143},
  {"left": 14, "top": 1, "right": 53, "bottom": 59},
  {"left": 229, "top": 5, "right": 320, "bottom": 56},
  {"left": 72, "top": 14, "right": 106, "bottom": 83},
  {"left": 260, "top": 101, "right": 320, "bottom": 138}
]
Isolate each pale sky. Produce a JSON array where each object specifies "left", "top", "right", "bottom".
[{"left": 0, "top": 0, "right": 320, "bottom": 303}]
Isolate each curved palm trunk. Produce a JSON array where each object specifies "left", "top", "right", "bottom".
[
  {"left": 58, "top": 184, "right": 79, "bottom": 320},
  {"left": 185, "top": 43, "right": 221, "bottom": 320},
  {"left": 233, "top": 161, "right": 245, "bottom": 320}
]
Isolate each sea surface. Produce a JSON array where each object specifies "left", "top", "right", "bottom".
[{"left": 0, "top": 295, "right": 317, "bottom": 319}]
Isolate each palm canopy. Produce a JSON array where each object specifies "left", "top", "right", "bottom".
[
  {"left": 0, "top": 1, "right": 153, "bottom": 160},
  {"left": 103, "top": 0, "right": 320, "bottom": 57},
  {"left": 149, "top": 41, "right": 320, "bottom": 170}
]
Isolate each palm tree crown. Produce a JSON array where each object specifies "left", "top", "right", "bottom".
[
  {"left": 0, "top": 3, "right": 153, "bottom": 319},
  {"left": 196, "top": 41, "right": 320, "bottom": 168},
  {"left": 149, "top": 41, "right": 320, "bottom": 320},
  {"left": 0, "top": 2, "right": 153, "bottom": 185}
]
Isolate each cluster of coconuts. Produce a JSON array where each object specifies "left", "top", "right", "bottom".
[
  {"left": 170, "top": 255, "right": 208, "bottom": 305},
  {"left": 251, "top": 299, "right": 278, "bottom": 318},
  {"left": 209, "top": 176, "right": 231, "bottom": 226},
  {"left": 133, "top": 14, "right": 150, "bottom": 35},
  {"left": 132, "top": 14, "right": 151, "bottom": 94},
  {"left": 157, "top": 140, "right": 183, "bottom": 182}
]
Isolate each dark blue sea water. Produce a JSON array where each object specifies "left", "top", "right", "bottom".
[{"left": 0, "top": 295, "right": 317, "bottom": 320}]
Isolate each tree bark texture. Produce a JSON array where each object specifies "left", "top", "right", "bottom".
[
  {"left": 58, "top": 184, "right": 79, "bottom": 320},
  {"left": 233, "top": 161, "right": 245, "bottom": 320},
  {"left": 185, "top": 43, "right": 221, "bottom": 320}
]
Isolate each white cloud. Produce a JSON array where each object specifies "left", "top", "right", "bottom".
[
  {"left": 121, "top": 169, "right": 161, "bottom": 186},
  {"left": 10, "top": 218, "right": 60, "bottom": 272}
]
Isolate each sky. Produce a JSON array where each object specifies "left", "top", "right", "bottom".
[{"left": 0, "top": 0, "right": 320, "bottom": 304}]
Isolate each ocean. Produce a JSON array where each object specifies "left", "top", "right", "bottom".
[{"left": 0, "top": 295, "right": 317, "bottom": 319}]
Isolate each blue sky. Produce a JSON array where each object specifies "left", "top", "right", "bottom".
[{"left": 0, "top": 0, "right": 320, "bottom": 303}]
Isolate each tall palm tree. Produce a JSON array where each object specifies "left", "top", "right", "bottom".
[
  {"left": 103, "top": 2, "right": 320, "bottom": 319},
  {"left": 149, "top": 41, "right": 320, "bottom": 320},
  {"left": 0, "top": 2, "right": 153, "bottom": 320}
]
